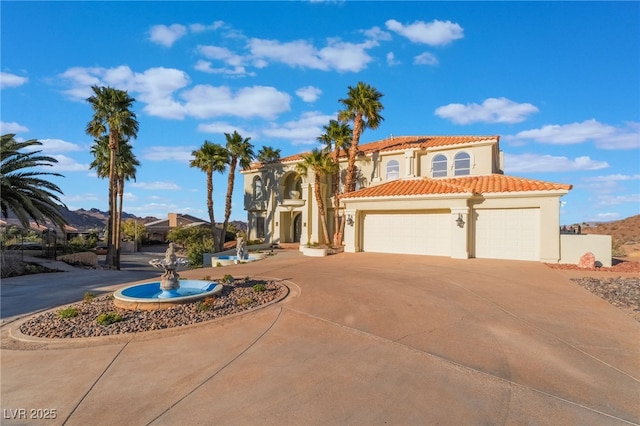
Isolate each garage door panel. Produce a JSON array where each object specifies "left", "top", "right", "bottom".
[
  {"left": 363, "top": 213, "right": 450, "bottom": 256},
  {"left": 474, "top": 209, "right": 539, "bottom": 261}
]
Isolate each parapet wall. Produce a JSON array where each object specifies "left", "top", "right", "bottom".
[{"left": 559, "top": 234, "right": 612, "bottom": 267}]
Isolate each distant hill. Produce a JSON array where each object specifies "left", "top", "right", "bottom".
[
  {"left": 581, "top": 215, "right": 640, "bottom": 258},
  {"left": 64, "top": 208, "right": 158, "bottom": 231}
]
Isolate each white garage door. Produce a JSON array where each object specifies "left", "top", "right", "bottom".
[
  {"left": 363, "top": 213, "right": 450, "bottom": 256},
  {"left": 474, "top": 208, "right": 540, "bottom": 261}
]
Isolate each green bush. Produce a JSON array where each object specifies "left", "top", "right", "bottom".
[
  {"left": 96, "top": 312, "right": 123, "bottom": 326},
  {"left": 58, "top": 307, "right": 79, "bottom": 318},
  {"left": 196, "top": 296, "right": 217, "bottom": 311},
  {"left": 220, "top": 274, "right": 234, "bottom": 284},
  {"left": 83, "top": 292, "right": 96, "bottom": 303},
  {"left": 252, "top": 283, "right": 266, "bottom": 292}
]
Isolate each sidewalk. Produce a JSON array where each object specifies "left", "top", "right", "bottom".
[{"left": 2, "top": 251, "right": 639, "bottom": 425}]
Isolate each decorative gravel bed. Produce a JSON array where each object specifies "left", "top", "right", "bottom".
[
  {"left": 571, "top": 277, "right": 640, "bottom": 322},
  {"left": 19, "top": 278, "right": 286, "bottom": 339}
]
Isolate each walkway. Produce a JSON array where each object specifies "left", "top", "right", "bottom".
[{"left": 1, "top": 249, "right": 639, "bottom": 425}]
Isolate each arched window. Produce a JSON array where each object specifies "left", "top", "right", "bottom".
[
  {"left": 386, "top": 160, "right": 399, "bottom": 181},
  {"left": 253, "top": 176, "right": 263, "bottom": 200},
  {"left": 432, "top": 154, "right": 447, "bottom": 177},
  {"left": 454, "top": 152, "right": 471, "bottom": 176}
]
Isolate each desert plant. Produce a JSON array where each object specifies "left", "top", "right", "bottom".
[
  {"left": 83, "top": 292, "right": 96, "bottom": 303},
  {"left": 96, "top": 312, "right": 123, "bottom": 326},
  {"left": 197, "top": 296, "right": 217, "bottom": 312},
  {"left": 58, "top": 307, "right": 79, "bottom": 318},
  {"left": 252, "top": 283, "right": 266, "bottom": 292},
  {"left": 237, "top": 296, "right": 255, "bottom": 306},
  {"left": 220, "top": 274, "right": 234, "bottom": 284}
]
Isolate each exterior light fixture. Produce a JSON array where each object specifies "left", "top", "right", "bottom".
[
  {"left": 346, "top": 214, "right": 354, "bottom": 227},
  {"left": 456, "top": 213, "right": 465, "bottom": 228}
]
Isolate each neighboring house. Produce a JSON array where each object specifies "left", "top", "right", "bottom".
[
  {"left": 241, "top": 135, "right": 576, "bottom": 263},
  {"left": 144, "top": 213, "right": 211, "bottom": 243}
]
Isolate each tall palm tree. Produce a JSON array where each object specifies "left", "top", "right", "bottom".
[
  {"left": 338, "top": 82, "right": 384, "bottom": 193},
  {"left": 257, "top": 146, "right": 281, "bottom": 164},
  {"left": 85, "top": 85, "right": 139, "bottom": 269},
  {"left": 89, "top": 135, "right": 139, "bottom": 266},
  {"left": 189, "top": 141, "right": 229, "bottom": 251},
  {"left": 220, "top": 131, "right": 254, "bottom": 251},
  {"left": 1, "top": 134, "right": 68, "bottom": 230},
  {"left": 318, "top": 120, "right": 352, "bottom": 246},
  {"left": 296, "top": 148, "right": 337, "bottom": 246}
]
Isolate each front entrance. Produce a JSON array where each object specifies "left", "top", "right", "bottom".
[{"left": 293, "top": 213, "right": 302, "bottom": 242}]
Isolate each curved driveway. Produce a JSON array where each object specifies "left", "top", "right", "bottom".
[{"left": 1, "top": 249, "right": 639, "bottom": 425}]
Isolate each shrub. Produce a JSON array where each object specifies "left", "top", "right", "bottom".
[
  {"left": 58, "top": 307, "right": 79, "bottom": 318},
  {"left": 252, "top": 283, "right": 266, "bottom": 292},
  {"left": 197, "top": 296, "right": 217, "bottom": 311},
  {"left": 236, "top": 296, "right": 255, "bottom": 306},
  {"left": 220, "top": 274, "right": 234, "bottom": 284},
  {"left": 96, "top": 312, "right": 123, "bottom": 326},
  {"left": 83, "top": 292, "right": 96, "bottom": 303}
]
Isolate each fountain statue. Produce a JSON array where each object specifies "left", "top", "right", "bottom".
[
  {"left": 236, "top": 236, "right": 247, "bottom": 264},
  {"left": 149, "top": 242, "right": 189, "bottom": 297}
]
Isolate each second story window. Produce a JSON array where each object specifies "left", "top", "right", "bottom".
[
  {"left": 253, "top": 176, "right": 263, "bottom": 200},
  {"left": 454, "top": 152, "right": 471, "bottom": 176},
  {"left": 386, "top": 160, "right": 399, "bottom": 181},
  {"left": 432, "top": 154, "right": 447, "bottom": 177}
]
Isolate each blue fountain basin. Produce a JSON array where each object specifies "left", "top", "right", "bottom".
[{"left": 113, "top": 280, "right": 223, "bottom": 310}]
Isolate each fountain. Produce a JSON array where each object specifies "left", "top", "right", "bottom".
[{"left": 113, "top": 243, "right": 223, "bottom": 310}]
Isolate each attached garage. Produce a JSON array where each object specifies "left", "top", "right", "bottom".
[
  {"left": 474, "top": 208, "right": 540, "bottom": 261},
  {"left": 362, "top": 211, "right": 451, "bottom": 256}
]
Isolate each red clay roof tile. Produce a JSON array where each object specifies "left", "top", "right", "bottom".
[{"left": 341, "top": 174, "right": 572, "bottom": 199}]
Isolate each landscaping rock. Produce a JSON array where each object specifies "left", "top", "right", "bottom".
[{"left": 578, "top": 252, "right": 596, "bottom": 269}]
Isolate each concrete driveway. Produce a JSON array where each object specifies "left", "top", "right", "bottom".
[{"left": 1, "top": 249, "right": 639, "bottom": 425}]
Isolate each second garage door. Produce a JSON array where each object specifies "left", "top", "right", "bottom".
[
  {"left": 363, "top": 212, "right": 451, "bottom": 256},
  {"left": 474, "top": 208, "right": 540, "bottom": 261}
]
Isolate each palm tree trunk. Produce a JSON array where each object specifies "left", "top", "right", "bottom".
[
  {"left": 206, "top": 169, "right": 218, "bottom": 251},
  {"left": 332, "top": 147, "right": 342, "bottom": 247},
  {"left": 116, "top": 177, "right": 124, "bottom": 266},
  {"left": 315, "top": 176, "right": 331, "bottom": 245},
  {"left": 345, "top": 114, "right": 364, "bottom": 193},
  {"left": 105, "top": 133, "right": 118, "bottom": 269},
  {"left": 219, "top": 158, "right": 236, "bottom": 252}
]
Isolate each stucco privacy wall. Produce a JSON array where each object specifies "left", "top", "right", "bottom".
[{"left": 560, "top": 234, "right": 612, "bottom": 267}]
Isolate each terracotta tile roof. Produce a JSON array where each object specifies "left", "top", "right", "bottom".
[
  {"left": 250, "top": 135, "right": 499, "bottom": 167},
  {"left": 340, "top": 174, "right": 572, "bottom": 199}
]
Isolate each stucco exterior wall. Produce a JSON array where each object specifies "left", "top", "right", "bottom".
[{"left": 559, "top": 234, "right": 612, "bottom": 267}]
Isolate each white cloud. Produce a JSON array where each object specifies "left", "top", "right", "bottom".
[
  {"left": 46, "top": 155, "right": 90, "bottom": 172},
  {"left": 435, "top": 97, "right": 539, "bottom": 124},
  {"left": 504, "top": 153, "right": 609, "bottom": 173},
  {"left": 148, "top": 24, "right": 187, "bottom": 47},
  {"left": 296, "top": 86, "right": 322, "bottom": 102},
  {"left": 385, "top": 19, "right": 464, "bottom": 46},
  {"left": 247, "top": 37, "right": 375, "bottom": 73},
  {"left": 414, "top": 52, "right": 438, "bottom": 66},
  {"left": 194, "top": 60, "right": 252, "bottom": 76},
  {"left": 362, "top": 26, "right": 392, "bottom": 41},
  {"left": 142, "top": 146, "right": 194, "bottom": 162},
  {"left": 262, "top": 111, "right": 336, "bottom": 145},
  {"left": 182, "top": 85, "right": 290, "bottom": 120},
  {"left": 386, "top": 52, "right": 399, "bottom": 66},
  {"left": 583, "top": 173, "right": 640, "bottom": 183},
  {"left": 596, "top": 193, "right": 640, "bottom": 206},
  {"left": 512, "top": 119, "right": 640, "bottom": 149},
  {"left": 0, "top": 72, "right": 28, "bottom": 89},
  {"left": 130, "top": 181, "right": 182, "bottom": 190},
  {"left": 197, "top": 121, "right": 254, "bottom": 139},
  {"left": 0, "top": 121, "right": 29, "bottom": 134},
  {"left": 38, "top": 138, "right": 84, "bottom": 153},
  {"left": 189, "top": 21, "right": 224, "bottom": 33}
]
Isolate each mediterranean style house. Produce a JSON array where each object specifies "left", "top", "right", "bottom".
[{"left": 242, "top": 135, "right": 574, "bottom": 263}]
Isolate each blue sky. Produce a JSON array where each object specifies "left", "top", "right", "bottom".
[{"left": 1, "top": 1, "right": 638, "bottom": 225}]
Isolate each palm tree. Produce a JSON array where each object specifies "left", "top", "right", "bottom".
[
  {"left": 89, "top": 135, "right": 139, "bottom": 266},
  {"left": 296, "top": 148, "right": 337, "bottom": 246},
  {"left": 85, "top": 85, "right": 139, "bottom": 269},
  {"left": 338, "top": 82, "right": 384, "bottom": 193},
  {"left": 257, "top": 146, "right": 281, "bottom": 164},
  {"left": 220, "top": 131, "right": 254, "bottom": 252},
  {"left": 189, "top": 141, "right": 229, "bottom": 251},
  {"left": 1, "top": 134, "right": 68, "bottom": 230},
  {"left": 318, "top": 120, "right": 352, "bottom": 246}
]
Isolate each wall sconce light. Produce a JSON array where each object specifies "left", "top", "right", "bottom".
[
  {"left": 456, "top": 213, "right": 465, "bottom": 228},
  {"left": 346, "top": 214, "right": 354, "bottom": 227},
  {"left": 275, "top": 222, "right": 278, "bottom": 226},
  {"left": 303, "top": 222, "right": 307, "bottom": 227}
]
